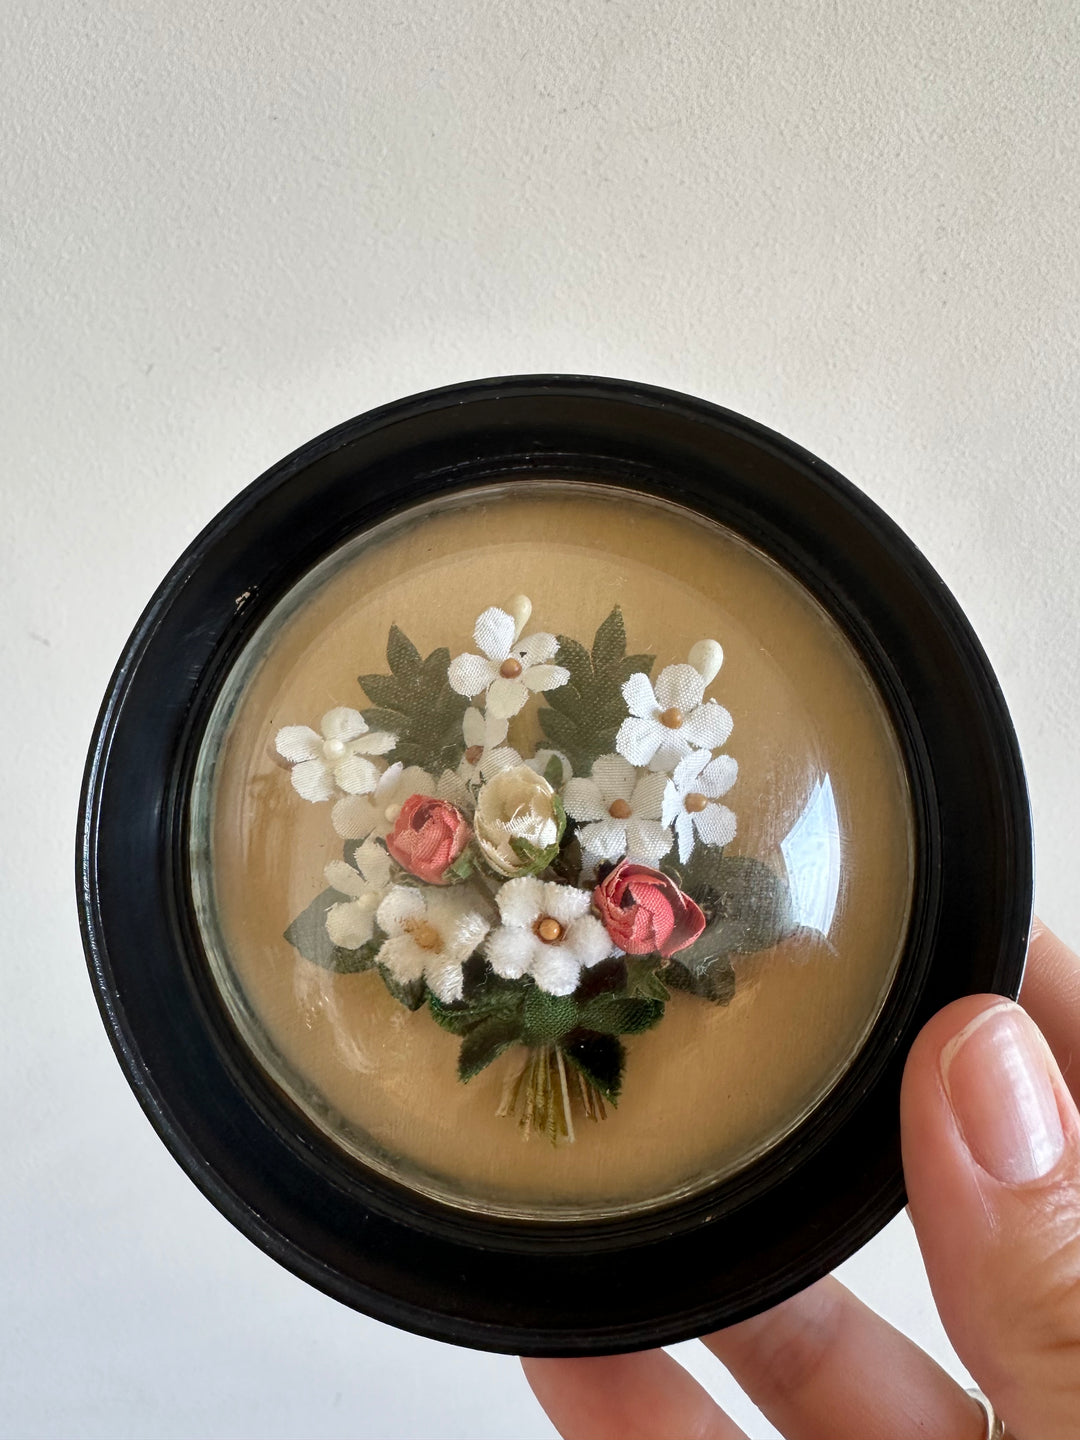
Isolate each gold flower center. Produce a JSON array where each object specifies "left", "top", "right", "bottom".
[
  {"left": 659, "top": 706, "right": 684, "bottom": 729},
  {"left": 405, "top": 919, "right": 443, "bottom": 953},
  {"left": 608, "top": 798, "right": 632, "bottom": 819},
  {"left": 535, "top": 916, "right": 564, "bottom": 944},
  {"left": 683, "top": 791, "right": 708, "bottom": 813},
  {"left": 499, "top": 657, "right": 523, "bottom": 679},
  {"left": 464, "top": 744, "right": 484, "bottom": 764}
]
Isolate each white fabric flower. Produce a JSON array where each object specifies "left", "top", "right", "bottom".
[
  {"left": 374, "top": 885, "right": 491, "bottom": 1003},
  {"left": 486, "top": 878, "right": 615, "bottom": 996},
  {"left": 276, "top": 707, "right": 396, "bottom": 802},
  {"left": 456, "top": 706, "right": 524, "bottom": 786},
  {"left": 661, "top": 749, "right": 738, "bottom": 863},
  {"left": 563, "top": 754, "right": 672, "bottom": 864},
  {"left": 332, "top": 761, "right": 469, "bottom": 838},
  {"left": 323, "top": 841, "right": 394, "bottom": 949},
  {"left": 448, "top": 605, "right": 570, "bottom": 721},
  {"left": 615, "top": 665, "right": 733, "bottom": 772}
]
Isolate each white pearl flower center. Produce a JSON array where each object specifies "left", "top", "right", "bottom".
[{"left": 324, "top": 738, "right": 348, "bottom": 759}]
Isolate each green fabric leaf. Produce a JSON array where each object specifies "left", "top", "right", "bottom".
[
  {"left": 378, "top": 966, "right": 426, "bottom": 1010},
  {"left": 447, "top": 850, "right": 474, "bottom": 880},
  {"left": 623, "top": 957, "right": 672, "bottom": 1001},
  {"left": 665, "top": 956, "right": 738, "bottom": 1005},
  {"left": 536, "top": 607, "right": 654, "bottom": 774},
  {"left": 357, "top": 623, "right": 469, "bottom": 772},
  {"left": 516, "top": 980, "right": 664, "bottom": 1043},
  {"left": 357, "top": 704, "right": 406, "bottom": 733},
  {"left": 572, "top": 956, "right": 627, "bottom": 1002},
  {"left": 540, "top": 681, "right": 584, "bottom": 719},
  {"left": 670, "top": 852, "right": 795, "bottom": 969},
  {"left": 563, "top": 1031, "right": 625, "bottom": 1103},
  {"left": 386, "top": 623, "right": 422, "bottom": 676},
  {"left": 458, "top": 1017, "right": 522, "bottom": 1081},
  {"left": 284, "top": 890, "right": 379, "bottom": 974},
  {"left": 534, "top": 705, "right": 581, "bottom": 754},
  {"left": 543, "top": 753, "right": 564, "bottom": 788},
  {"left": 554, "top": 636, "right": 593, "bottom": 691},
  {"left": 428, "top": 972, "right": 527, "bottom": 1035},
  {"left": 620, "top": 653, "right": 655, "bottom": 681},
  {"left": 355, "top": 674, "right": 401, "bottom": 710},
  {"left": 520, "top": 987, "right": 589, "bottom": 1044},
  {"left": 591, "top": 606, "right": 626, "bottom": 672},
  {"left": 577, "top": 994, "right": 665, "bottom": 1035}
]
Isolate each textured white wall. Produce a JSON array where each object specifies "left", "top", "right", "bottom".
[{"left": 2, "top": 3, "right": 1077, "bottom": 1436}]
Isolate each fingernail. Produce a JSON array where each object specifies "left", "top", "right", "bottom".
[{"left": 941, "top": 1002, "right": 1065, "bottom": 1185}]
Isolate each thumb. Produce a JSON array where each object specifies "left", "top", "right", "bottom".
[{"left": 901, "top": 994, "right": 1080, "bottom": 1439}]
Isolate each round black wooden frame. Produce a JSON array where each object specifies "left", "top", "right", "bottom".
[{"left": 77, "top": 375, "right": 1032, "bottom": 1355}]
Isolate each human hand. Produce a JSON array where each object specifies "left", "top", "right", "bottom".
[{"left": 522, "top": 921, "right": 1080, "bottom": 1439}]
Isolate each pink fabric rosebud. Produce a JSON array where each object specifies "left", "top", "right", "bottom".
[
  {"left": 386, "top": 794, "right": 471, "bottom": 885},
  {"left": 593, "top": 860, "right": 706, "bottom": 958}
]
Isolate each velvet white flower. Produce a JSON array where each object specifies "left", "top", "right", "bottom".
[
  {"left": 563, "top": 754, "right": 672, "bottom": 864},
  {"left": 615, "top": 665, "right": 732, "bottom": 772},
  {"left": 448, "top": 603, "right": 570, "bottom": 721},
  {"left": 661, "top": 749, "right": 738, "bottom": 863},
  {"left": 456, "top": 706, "right": 525, "bottom": 787},
  {"left": 486, "top": 878, "right": 615, "bottom": 996},
  {"left": 374, "top": 885, "right": 491, "bottom": 1003},
  {"left": 276, "top": 707, "right": 396, "bottom": 802},
  {"left": 323, "top": 841, "right": 394, "bottom": 950},
  {"left": 332, "top": 761, "right": 469, "bottom": 838}
]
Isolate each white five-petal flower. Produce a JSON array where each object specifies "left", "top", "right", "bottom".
[
  {"left": 276, "top": 707, "right": 396, "bottom": 802},
  {"left": 486, "top": 878, "right": 614, "bottom": 996},
  {"left": 374, "top": 885, "right": 491, "bottom": 1003},
  {"left": 331, "top": 761, "right": 469, "bottom": 839},
  {"left": 563, "top": 754, "right": 672, "bottom": 865},
  {"left": 661, "top": 750, "right": 738, "bottom": 863},
  {"left": 448, "top": 602, "right": 570, "bottom": 722},
  {"left": 323, "top": 841, "right": 394, "bottom": 949},
  {"left": 615, "top": 665, "right": 732, "bottom": 772},
  {"left": 456, "top": 706, "right": 525, "bottom": 787}
]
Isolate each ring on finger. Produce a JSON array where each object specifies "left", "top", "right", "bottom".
[{"left": 965, "top": 1388, "right": 1007, "bottom": 1440}]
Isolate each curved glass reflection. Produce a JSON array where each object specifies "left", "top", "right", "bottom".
[{"left": 780, "top": 775, "right": 842, "bottom": 939}]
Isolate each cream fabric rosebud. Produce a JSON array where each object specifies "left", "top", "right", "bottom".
[{"left": 474, "top": 765, "right": 561, "bottom": 877}]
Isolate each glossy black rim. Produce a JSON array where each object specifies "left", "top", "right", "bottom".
[{"left": 77, "top": 375, "right": 1032, "bottom": 1354}]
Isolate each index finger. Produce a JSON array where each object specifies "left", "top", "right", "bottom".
[{"left": 1019, "top": 919, "right": 1080, "bottom": 1104}]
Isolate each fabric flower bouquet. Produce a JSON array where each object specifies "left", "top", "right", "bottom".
[{"left": 275, "top": 597, "right": 794, "bottom": 1142}]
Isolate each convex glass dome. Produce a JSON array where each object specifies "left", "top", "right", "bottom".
[{"left": 191, "top": 482, "right": 913, "bottom": 1218}]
